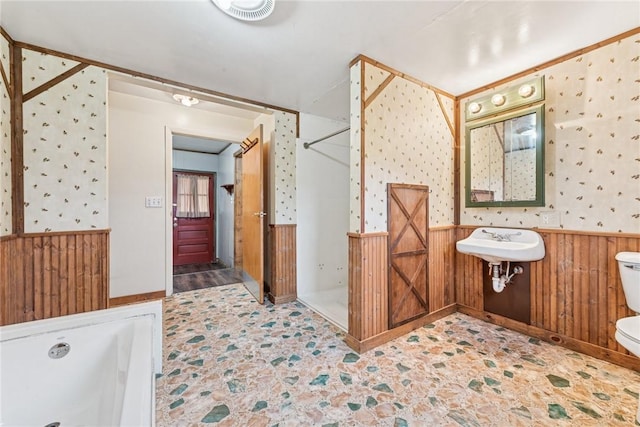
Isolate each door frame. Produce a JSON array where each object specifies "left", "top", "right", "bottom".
[{"left": 164, "top": 126, "right": 237, "bottom": 296}]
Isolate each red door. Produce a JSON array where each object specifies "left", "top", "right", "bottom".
[{"left": 172, "top": 171, "right": 215, "bottom": 266}]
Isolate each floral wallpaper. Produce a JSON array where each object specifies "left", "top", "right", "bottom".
[
  {"left": 22, "top": 49, "right": 80, "bottom": 94},
  {"left": 22, "top": 50, "right": 107, "bottom": 233},
  {"left": 0, "top": 34, "right": 10, "bottom": 83},
  {"left": 349, "top": 60, "right": 362, "bottom": 233},
  {"left": 0, "top": 33, "right": 11, "bottom": 236},
  {"left": 358, "top": 60, "right": 455, "bottom": 233},
  {"left": 460, "top": 33, "right": 640, "bottom": 233},
  {"left": 273, "top": 110, "right": 297, "bottom": 224}
]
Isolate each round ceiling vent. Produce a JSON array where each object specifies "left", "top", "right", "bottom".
[{"left": 211, "top": 0, "right": 275, "bottom": 22}]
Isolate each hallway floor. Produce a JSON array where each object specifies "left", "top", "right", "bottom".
[{"left": 156, "top": 284, "right": 640, "bottom": 426}]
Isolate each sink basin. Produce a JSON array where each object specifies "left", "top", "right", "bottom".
[{"left": 456, "top": 227, "right": 545, "bottom": 263}]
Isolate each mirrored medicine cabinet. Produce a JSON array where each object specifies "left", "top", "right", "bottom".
[{"left": 464, "top": 77, "right": 545, "bottom": 208}]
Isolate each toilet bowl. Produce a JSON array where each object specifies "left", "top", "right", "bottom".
[{"left": 615, "top": 251, "right": 640, "bottom": 423}]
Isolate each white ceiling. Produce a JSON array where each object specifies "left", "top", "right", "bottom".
[
  {"left": 173, "top": 134, "right": 233, "bottom": 154},
  {"left": 2, "top": 1, "right": 638, "bottom": 122}
]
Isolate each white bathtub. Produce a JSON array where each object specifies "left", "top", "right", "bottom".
[{"left": 0, "top": 301, "right": 162, "bottom": 427}]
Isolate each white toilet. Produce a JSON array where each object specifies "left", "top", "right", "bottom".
[{"left": 615, "top": 251, "right": 640, "bottom": 422}]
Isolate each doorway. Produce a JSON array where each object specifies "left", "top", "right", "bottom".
[{"left": 172, "top": 170, "right": 216, "bottom": 266}]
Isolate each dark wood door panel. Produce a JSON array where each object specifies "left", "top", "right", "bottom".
[
  {"left": 388, "top": 183, "right": 429, "bottom": 328},
  {"left": 172, "top": 171, "right": 215, "bottom": 266}
]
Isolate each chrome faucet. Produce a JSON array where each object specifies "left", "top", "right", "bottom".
[{"left": 482, "top": 229, "right": 522, "bottom": 242}]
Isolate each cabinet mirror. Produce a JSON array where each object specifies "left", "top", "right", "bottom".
[{"left": 465, "top": 104, "right": 544, "bottom": 207}]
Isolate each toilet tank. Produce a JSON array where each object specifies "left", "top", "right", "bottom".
[{"left": 616, "top": 252, "right": 640, "bottom": 313}]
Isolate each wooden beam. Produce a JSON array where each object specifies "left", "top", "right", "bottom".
[
  {"left": 364, "top": 73, "right": 394, "bottom": 109},
  {"left": 435, "top": 92, "right": 454, "bottom": 138},
  {"left": 10, "top": 44, "right": 23, "bottom": 234},
  {"left": 23, "top": 63, "right": 89, "bottom": 103},
  {"left": 15, "top": 40, "right": 300, "bottom": 119}
]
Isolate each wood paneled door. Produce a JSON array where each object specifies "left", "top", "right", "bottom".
[
  {"left": 172, "top": 171, "right": 215, "bottom": 266},
  {"left": 241, "top": 125, "right": 265, "bottom": 304},
  {"left": 387, "top": 183, "right": 429, "bottom": 328}
]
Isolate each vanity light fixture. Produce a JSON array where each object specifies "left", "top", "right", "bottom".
[
  {"left": 491, "top": 94, "right": 506, "bottom": 107},
  {"left": 172, "top": 94, "right": 199, "bottom": 107},
  {"left": 211, "top": 0, "right": 275, "bottom": 21},
  {"left": 465, "top": 76, "right": 544, "bottom": 121},
  {"left": 468, "top": 102, "right": 482, "bottom": 114},
  {"left": 518, "top": 84, "right": 535, "bottom": 98}
]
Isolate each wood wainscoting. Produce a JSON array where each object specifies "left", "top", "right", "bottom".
[
  {"left": 455, "top": 226, "right": 640, "bottom": 370},
  {"left": 268, "top": 224, "right": 297, "bottom": 304},
  {"left": 0, "top": 230, "right": 110, "bottom": 326},
  {"left": 346, "top": 227, "right": 457, "bottom": 352}
]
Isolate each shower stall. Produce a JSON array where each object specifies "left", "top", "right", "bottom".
[{"left": 296, "top": 114, "right": 350, "bottom": 330}]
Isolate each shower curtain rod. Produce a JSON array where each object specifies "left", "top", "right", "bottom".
[{"left": 303, "top": 126, "right": 350, "bottom": 149}]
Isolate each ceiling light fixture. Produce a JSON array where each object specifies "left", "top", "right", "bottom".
[
  {"left": 173, "top": 94, "right": 199, "bottom": 107},
  {"left": 211, "top": 0, "right": 275, "bottom": 21}
]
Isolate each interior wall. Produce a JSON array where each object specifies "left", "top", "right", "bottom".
[
  {"left": 22, "top": 49, "right": 107, "bottom": 233},
  {"left": 0, "top": 32, "right": 11, "bottom": 236},
  {"left": 350, "top": 59, "right": 456, "bottom": 234},
  {"left": 296, "top": 113, "right": 349, "bottom": 296},
  {"left": 108, "top": 89, "right": 255, "bottom": 298},
  {"left": 459, "top": 32, "right": 640, "bottom": 234},
  {"left": 217, "top": 144, "right": 236, "bottom": 267}
]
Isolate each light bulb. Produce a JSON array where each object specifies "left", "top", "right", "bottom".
[
  {"left": 491, "top": 94, "right": 506, "bottom": 107},
  {"left": 468, "top": 102, "right": 482, "bottom": 114},
  {"left": 518, "top": 84, "right": 534, "bottom": 98}
]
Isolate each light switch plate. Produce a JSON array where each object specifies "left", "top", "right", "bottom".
[{"left": 145, "top": 196, "right": 163, "bottom": 208}]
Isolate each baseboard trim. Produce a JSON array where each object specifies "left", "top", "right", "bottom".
[
  {"left": 267, "top": 293, "right": 297, "bottom": 305},
  {"left": 457, "top": 304, "right": 640, "bottom": 372},
  {"left": 345, "top": 304, "right": 457, "bottom": 353},
  {"left": 109, "top": 291, "right": 166, "bottom": 307}
]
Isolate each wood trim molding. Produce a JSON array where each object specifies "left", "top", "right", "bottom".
[
  {"left": 457, "top": 224, "right": 640, "bottom": 239},
  {"left": 345, "top": 304, "right": 457, "bottom": 353},
  {"left": 19, "top": 228, "right": 111, "bottom": 238},
  {"left": 109, "top": 291, "right": 166, "bottom": 308},
  {"left": 23, "top": 63, "right": 89, "bottom": 103},
  {"left": 359, "top": 59, "right": 366, "bottom": 233},
  {"left": 14, "top": 40, "right": 300, "bottom": 121},
  {"left": 457, "top": 304, "right": 640, "bottom": 372},
  {"left": 457, "top": 27, "right": 640, "bottom": 100},
  {"left": 347, "top": 231, "right": 389, "bottom": 238},
  {"left": 350, "top": 54, "right": 455, "bottom": 98},
  {"left": 435, "top": 92, "right": 454, "bottom": 138},
  {"left": 10, "top": 44, "right": 23, "bottom": 234},
  {"left": 0, "top": 61, "right": 9, "bottom": 96},
  {"left": 364, "top": 73, "right": 394, "bottom": 109}
]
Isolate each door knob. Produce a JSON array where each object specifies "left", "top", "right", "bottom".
[{"left": 253, "top": 212, "right": 267, "bottom": 217}]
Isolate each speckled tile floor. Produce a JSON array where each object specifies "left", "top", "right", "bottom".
[{"left": 156, "top": 284, "right": 640, "bottom": 426}]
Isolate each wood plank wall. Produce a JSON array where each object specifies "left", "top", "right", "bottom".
[
  {"left": 0, "top": 230, "right": 109, "bottom": 326},
  {"left": 429, "top": 227, "right": 457, "bottom": 311},
  {"left": 347, "top": 227, "right": 456, "bottom": 346},
  {"left": 268, "top": 224, "right": 297, "bottom": 304},
  {"left": 348, "top": 232, "right": 389, "bottom": 341},
  {"left": 455, "top": 226, "right": 639, "bottom": 356}
]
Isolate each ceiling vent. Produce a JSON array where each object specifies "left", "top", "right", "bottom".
[{"left": 211, "top": 0, "right": 275, "bottom": 21}]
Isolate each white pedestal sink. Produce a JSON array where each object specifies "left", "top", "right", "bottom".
[{"left": 456, "top": 227, "right": 545, "bottom": 292}]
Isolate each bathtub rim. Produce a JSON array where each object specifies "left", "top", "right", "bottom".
[{"left": 0, "top": 300, "right": 163, "bottom": 374}]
